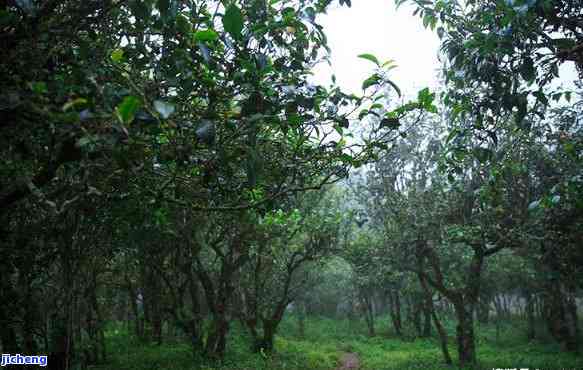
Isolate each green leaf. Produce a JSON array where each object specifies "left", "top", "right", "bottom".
[
  {"left": 565, "top": 91, "right": 572, "bottom": 102},
  {"left": 553, "top": 38, "right": 576, "bottom": 50},
  {"left": 223, "top": 3, "right": 244, "bottom": 40},
  {"left": 473, "top": 147, "right": 492, "bottom": 163},
  {"left": 358, "top": 109, "right": 369, "bottom": 120},
  {"left": 446, "top": 128, "right": 459, "bottom": 144},
  {"left": 77, "top": 136, "right": 94, "bottom": 148},
  {"left": 129, "top": 0, "right": 150, "bottom": 20},
  {"left": 116, "top": 96, "right": 141, "bottom": 124},
  {"left": 417, "top": 87, "right": 434, "bottom": 106},
  {"left": 30, "top": 81, "right": 47, "bottom": 94},
  {"left": 62, "top": 98, "right": 88, "bottom": 112},
  {"left": 111, "top": 48, "right": 124, "bottom": 63},
  {"left": 357, "top": 53, "right": 380, "bottom": 67},
  {"left": 176, "top": 14, "right": 191, "bottom": 34},
  {"left": 154, "top": 100, "right": 175, "bottom": 119},
  {"left": 380, "top": 117, "right": 399, "bottom": 128},
  {"left": 386, "top": 79, "right": 401, "bottom": 97},
  {"left": 157, "top": 0, "right": 170, "bottom": 17},
  {"left": 338, "top": 117, "right": 349, "bottom": 128},
  {"left": 194, "top": 29, "right": 219, "bottom": 42},
  {"left": 362, "top": 74, "right": 381, "bottom": 90},
  {"left": 533, "top": 90, "right": 548, "bottom": 106}
]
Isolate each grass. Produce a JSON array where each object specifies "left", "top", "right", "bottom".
[{"left": 89, "top": 316, "right": 581, "bottom": 370}]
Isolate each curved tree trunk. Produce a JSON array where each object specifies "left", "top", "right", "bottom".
[{"left": 417, "top": 273, "right": 451, "bottom": 364}]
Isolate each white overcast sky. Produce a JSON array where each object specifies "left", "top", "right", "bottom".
[
  {"left": 312, "top": 0, "right": 441, "bottom": 98},
  {"left": 311, "top": 0, "right": 578, "bottom": 98}
]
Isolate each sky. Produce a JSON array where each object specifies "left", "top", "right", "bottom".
[
  {"left": 311, "top": 0, "right": 579, "bottom": 98},
  {"left": 311, "top": 0, "right": 441, "bottom": 98}
]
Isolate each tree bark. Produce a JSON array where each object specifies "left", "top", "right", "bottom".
[
  {"left": 453, "top": 301, "right": 476, "bottom": 367},
  {"left": 417, "top": 253, "right": 453, "bottom": 365},
  {"left": 415, "top": 240, "right": 484, "bottom": 367},
  {"left": 297, "top": 302, "right": 306, "bottom": 338},
  {"left": 544, "top": 279, "right": 579, "bottom": 352},
  {"left": 422, "top": 301, "right": 432, "bottom": 337},
  {"left": 387, "top": 290, "right": 402, "bottom": 337},
  {"left": 477, "top": 296, "right": 490, "bottom": 324},
  {"left": 417, "top": 263, "right": 451, "bottom": 365},
  {"left": 361, "top": 290, "right": 376, "bottom": 337},
  {"left": 525, "top": 291, "right": 536, "bottom": 340},
  {"left": 187, "top": 274, "right": 203, "bottom": 354},
  {"left": 412, "top": 298, "right": 422, "bottom": 337}
]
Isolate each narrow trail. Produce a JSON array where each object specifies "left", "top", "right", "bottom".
[{"left": 336, "top": 352, "right": 360, "bottom": 370}]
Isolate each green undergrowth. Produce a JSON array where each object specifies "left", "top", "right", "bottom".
[{"left": 91, "top": 317, "right": 581, "bottom": 370}]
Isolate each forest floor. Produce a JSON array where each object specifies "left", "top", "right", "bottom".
[
  {"left": 336, "top": 352, "right": 360, "bottom": 369},
  {"left": 92, "top": 317, "right": 582, "bottom": 370}
]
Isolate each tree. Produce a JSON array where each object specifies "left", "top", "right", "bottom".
[{"left": 236, "top": 191, "right": 341, "bottom": 352}]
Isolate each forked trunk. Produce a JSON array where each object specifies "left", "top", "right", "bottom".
[{"left": 205, "top": 314, "right": 229, "bottom": 359}]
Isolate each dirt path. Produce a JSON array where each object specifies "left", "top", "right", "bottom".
[{"left": 336, "top": 352, "right": 360, "bottom": 370}]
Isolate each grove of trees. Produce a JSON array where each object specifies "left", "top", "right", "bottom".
[{"left": 1, "top": 0, "right": 581, "bottom": 369}]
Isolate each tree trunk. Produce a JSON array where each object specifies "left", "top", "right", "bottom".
[
  {"left": 297, "top": 302, "right": 306, "bottom": 338},
  {"left": 201, "top": 270, "right": 235, "bottom": 359},
  {"left": 566, "top": 293, "right": 579, "bottom": 350},
  {"left": 205, "top": 312, "right": 229, "bottom": 358},
  {"left": 422, "top": 302, "right": 431, "bottom": 337},
  {"left": 361, "top": 291, "right": 376, "bottom": 337},
  {"left": 525, "top": 291, "right": 536, "bottom": 340},
  {"left": 412, "top": 298, "right": 422, "bottom": 337},
  {"left": 188, "top": 275, "right": 203, "bottom": 354},
  {"left": 477, "top": 296, "right": 490, "bottom": 324},
  {"left": 431, "top": 307, "right": 452, "bottom": 365},
  {"left": 387, "top": 290, "right": 402, "bottom": 337},
  {"left": 151, "top": 300, "right": 162, "bottom": 346},
  {"left": 127, "top": 284, "right": 142, "bottom": 339},
  {"left": 417, "top": 273, "right": 451, "bottom": 364},
  {"left": 416, "top": 240, "right": 486, "bottom": 367},
  {"left": 453, "top": 302, "right": 476, "bottom": 367},
  {"left": 20, "top": 265, "right": 38, "bottom": 355},
  {"left": 88, "top": 274, "right": 106, "bottom": 363},
  {"left": 254, "top": 320, "right": 276, "bottom": 353},
  {"left": 544, "top": 279, "right": 579, "bottom": 352}
]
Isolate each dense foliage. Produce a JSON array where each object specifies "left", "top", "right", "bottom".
[{"left": 0, "top": 1, "right": 581, "bottom": 370}]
